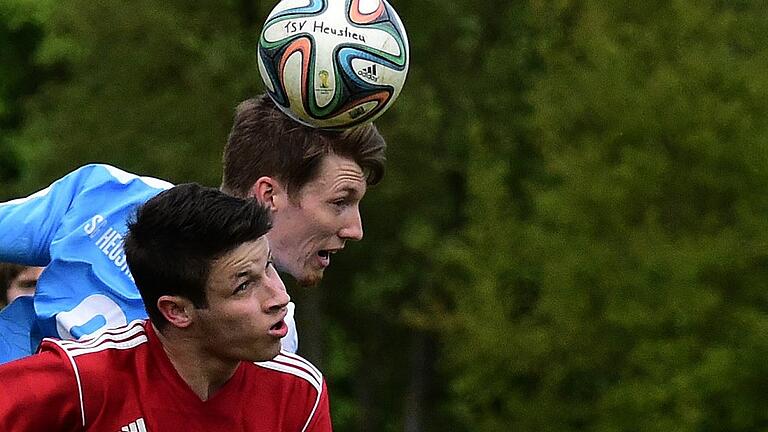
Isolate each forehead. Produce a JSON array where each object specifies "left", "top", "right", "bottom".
[
  {"left": 14, "top": 266, "right": 43, "bottom": 282},
  {"left": 301, "top": 154, "right": 367, "bottom": 197},
  {"left": 210, "top": 237, "right": 270, "bottom": 276}
]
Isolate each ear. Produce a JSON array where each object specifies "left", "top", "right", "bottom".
[
  {"left": 157, "top": 296, "right": 195, "bottom": 329},
  {"left": 248, "top": 176, "right": 286, "bottom": 211}
]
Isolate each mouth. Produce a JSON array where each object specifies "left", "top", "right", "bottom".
[
  {"left": 316, "top": 248, "right": 340, "bottom": 268},
  {"left": 268, "top": 310, "right": 289, "bottom": 338},
  {"left": 268, "top": 319, "right": 289, "bottom": 338}
]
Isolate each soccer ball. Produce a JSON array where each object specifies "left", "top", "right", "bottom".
[{"left": 257, "top": 0, "right": 410, "bottom": 129}]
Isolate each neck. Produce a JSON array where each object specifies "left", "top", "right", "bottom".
[{"left": 153, "top": 323, "right": 240, "bottom": 401}]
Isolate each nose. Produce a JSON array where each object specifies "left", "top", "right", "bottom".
[
  {"left": 265, "top": 270, "right": 291, "bottom": 312},
  {"left": 338, "top": 206, "right": 363, "bottom": 241}
]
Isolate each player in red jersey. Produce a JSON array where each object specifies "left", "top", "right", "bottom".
[{"left": 0, "top": 184, "right": 331, "bottom": 431}]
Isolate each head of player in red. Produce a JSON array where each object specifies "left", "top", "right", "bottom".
[{"left": 125, "top": 184, "right": 289, "bottom": 379}]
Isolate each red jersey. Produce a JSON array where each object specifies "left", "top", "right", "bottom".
[{"left": 0, "top": 320, "right": 331, "bottom": 431}]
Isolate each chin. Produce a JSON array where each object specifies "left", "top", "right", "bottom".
[
  {"left": 251, "top": 344, "right": 282, "bottom": 362},
  {"left": 297, "top": 269, "right": 324, "bottom": 287}
]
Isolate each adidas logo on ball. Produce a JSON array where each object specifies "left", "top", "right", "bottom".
[{"left": 357, "top": 65, "right": 379, "bottom": 82}]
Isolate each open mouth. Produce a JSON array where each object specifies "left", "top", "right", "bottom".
[
  {"left": 318, "top": 248, "right": 340, "bottom": 258},
  {"left": 269, "top": 318, "right": 289, "bottom": 338},
  {"left": 317, "top": 249, "right": 331, "bottom": 267},
  {"left": 317, "top": 250, "right": 337, "bottom": 268}
]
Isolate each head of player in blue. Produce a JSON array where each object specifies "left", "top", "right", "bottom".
[
  {"left": 220, "top": 94, "right": 386, "bottom": 287},
  {"left": 124, "top": 183, "right": 290, "bottom": 363},
  {"left": 0, "top": 264, "right": 43, "bottom": 307}
]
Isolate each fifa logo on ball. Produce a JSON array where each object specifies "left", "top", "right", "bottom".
[{"left": 318, "top": 70, "right": 330, "bottom": 89}]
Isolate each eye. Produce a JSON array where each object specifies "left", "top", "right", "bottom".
[
  {"left": 331, "top": 196, "right": 355, "bottom": 210},
  {"left": 233, "top": 280, "right": 250, "bottom": 294}
]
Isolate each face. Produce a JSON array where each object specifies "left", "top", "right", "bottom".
[
  {"left": 268, "top": 154, "right": 367, "bottom": 286},
  {"left": 6, "top": 266, "right": 44, "bottom": 304},
  {"left": 194, "top": 237, "right": 290, "bottom": 362}
]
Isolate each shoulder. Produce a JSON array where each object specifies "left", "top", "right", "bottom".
[
  {"left": 42, "top": 320, "right": 149, "bottom": 365},
  {"left": 73, "top": 164, "right": 173, "bottom": 191},
  {"left": 38, "top": 321, "right": 150, "bottom": 426},
  {"left": 10, "top": 164, "right": 172, "bottom": 207},
  {"left": 0, "top": 334, "right": 90, "bottom": 429},
  {"left": 253, "top": 350, "right": 324, "bottom": 394},
  {"left": 250, "top": 351, "right": 331, "bottom": 430}
]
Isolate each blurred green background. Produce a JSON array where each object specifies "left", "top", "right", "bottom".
[{"left": 3, "top": 1, "right": 768, "bottom": 430}]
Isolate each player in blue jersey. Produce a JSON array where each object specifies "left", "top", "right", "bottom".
[{"left": 0, "top": 94, "right": 386, "bottom": 363}]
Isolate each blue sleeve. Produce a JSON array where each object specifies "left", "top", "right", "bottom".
[
  {"left": 0, "top": 164, "right": 172, "bottom": 357},
  {"left": 0, "top": 297, "right": 41, "bottom": 363},
  {"left": 0, "top": 165, "right": 104, "bottom": 266}
]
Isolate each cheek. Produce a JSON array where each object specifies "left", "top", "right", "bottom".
[
  {"left": 203, "top": 303, "right": 252, "bottom": 327},
  {"left": 295, "top": 201, "right": 336, "bottom": 229},
  {"left": 274, "top": 213, "right": 318, "bottom": 244},
  {"left": 292, "top": 218, "right": 334, "bottom": 246},
  {"left": 309, "top": 209, "right": 344, "bottom": 238},
  {"left": 275, "top": 207, "right": 339, "bottom": 254},
  {"left": 213, "top": 315, "right": 258, "bottom": 342}
]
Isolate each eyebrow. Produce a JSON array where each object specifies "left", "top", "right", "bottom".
[
  {"left": 234, "top": 247, "right": 272, "bottom": 278},
  {"left": 335, "top": 186, "right": 363, "bottom": 197}
]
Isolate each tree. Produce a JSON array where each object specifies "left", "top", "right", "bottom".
[
  {"left": 435, "top": 1, "right": 768, "bottom": 430},
  {"left": 10, "top": 0, "right": 272, "bottom": 190},
  {"left": 0, "top": 0, "right": 47, "bottom": 199}
]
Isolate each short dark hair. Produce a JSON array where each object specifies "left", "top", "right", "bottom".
[
  {"left": 221, "top": 94, "right": 387, "bottom": 198},
  {"left": 124, "top": 183, "right": 272, "bottom": 329},
  {"left": 0, "top": 263, "right": 25, "bottom": 307}
]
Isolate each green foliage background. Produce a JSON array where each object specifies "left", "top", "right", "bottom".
[{"left": 2, "top": 1, "right": 768, "bottom": 430}]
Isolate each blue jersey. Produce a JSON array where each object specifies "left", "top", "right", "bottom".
[
  {"left": 0, "top": 164, "right": 298, "bottom": 362},
  {"left": 0, "top": 296, "right": 40, "bottom": 363}
]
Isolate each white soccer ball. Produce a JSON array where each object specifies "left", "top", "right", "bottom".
[{"left": 258, "top": 0, "right": 410, "bottom": 129}]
